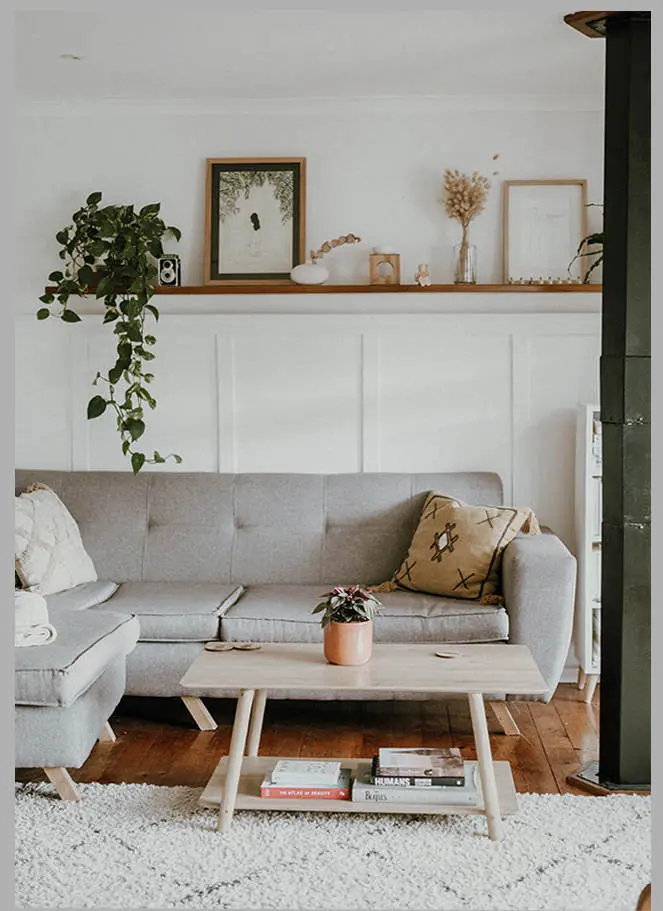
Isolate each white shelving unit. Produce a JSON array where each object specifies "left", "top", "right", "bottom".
[{"left": 574, "top": 403, "right": 602, "bottom": 702}]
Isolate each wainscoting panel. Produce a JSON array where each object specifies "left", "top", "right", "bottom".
[
  {"left": 230, "top": 331, "right": 363, "bottom": 473},
  {"left": 375, "top": 332, "right": 513, "bottom": 499},
  {"left": 14, "top": 318, "right": 74, "bottom": 470}
]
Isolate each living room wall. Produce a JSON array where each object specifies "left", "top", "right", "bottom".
[
  {"left": 14, "top": 97, "right": 605, "bottom": 677},
  {"left": 14, "top": 97, "right": 604, "bottom": 298}
]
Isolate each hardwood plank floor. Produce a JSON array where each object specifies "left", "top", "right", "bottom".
[{"left": 16, "top": 684, "right": 604, "bottom": 794}]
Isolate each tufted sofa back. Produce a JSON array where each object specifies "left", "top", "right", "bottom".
[{"left": 15, "top": 471, "right": 503, "bottom": 586}]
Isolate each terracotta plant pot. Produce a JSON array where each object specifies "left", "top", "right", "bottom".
[{"left": 323, "top": 620, "right": 373, "bottom": 666}]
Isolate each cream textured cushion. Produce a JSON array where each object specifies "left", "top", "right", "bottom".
[
  {"left": 376, "top": 493, "right": 539, "bottom": 602},
  {"left": 15, "top": 484, "right": 97, "bottom": 595}
]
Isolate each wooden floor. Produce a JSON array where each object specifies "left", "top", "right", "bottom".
[{"left": 16, "top": 683, "right": 602, "bottom": 795}]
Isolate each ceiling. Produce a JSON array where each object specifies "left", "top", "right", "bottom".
[{"left": 15, "top": 9, "right": 605, "bottom": 103}]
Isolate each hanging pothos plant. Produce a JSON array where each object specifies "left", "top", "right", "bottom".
[{"left": 37, "top": 191, "right": 183, "bottom": 473}]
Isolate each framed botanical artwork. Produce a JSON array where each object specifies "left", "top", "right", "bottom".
[
  {"left": 204, "top": 158, "right": 306, "bottom": 283},
  {"left": 502, "top": 180, "right": 588, "bottom": 282}
]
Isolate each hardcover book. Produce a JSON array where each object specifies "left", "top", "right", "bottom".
[
  {"left": 370, "top": 756, "right": 464, "bottom": 787},
  {"left": 376, "top": 747, "right": 464, "bottom": 778},
  {"left": 352, "top": 764, "right": 478, "bottom": 805},
  {"left": 261, "top": 768, "right": 351, "bottom": 799},
  {"left": 270, "top": 759, "right": 342, "bottom": 786}
]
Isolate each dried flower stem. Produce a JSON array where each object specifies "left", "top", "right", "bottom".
[
  {"left": 310, "top": 233, "right": 361, "bottom": 263},
  {"left": 441, "top": 169, "right": 491, "bottom": 229}
]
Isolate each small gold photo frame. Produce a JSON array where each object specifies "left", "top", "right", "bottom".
[{"left": 369, "top": 253, "right": 400, "bottom": 285}]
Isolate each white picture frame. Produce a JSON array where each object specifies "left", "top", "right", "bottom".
[{"left": 502, "top": 180, "right": 588, "bottom": 283}]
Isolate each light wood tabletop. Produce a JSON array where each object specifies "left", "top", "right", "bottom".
[{"left": 179, "top": 642, "right": 548, "bottom": 696}]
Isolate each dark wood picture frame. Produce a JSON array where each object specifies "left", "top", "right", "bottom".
[{"left": 204, "top": 157, "right": 306, "bottom": 283}]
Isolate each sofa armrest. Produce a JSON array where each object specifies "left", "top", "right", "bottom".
[{"left": 502, "top": 527, "right": 577, "bottom": 702}]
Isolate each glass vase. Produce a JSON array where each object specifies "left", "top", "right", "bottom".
[{"left": 453, "top": 226, "right": 477, "bottom": 284}]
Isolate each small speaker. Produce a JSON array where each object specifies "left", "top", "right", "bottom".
[{"left": 157, "top": 255, "right": 181, "bottom": 286}]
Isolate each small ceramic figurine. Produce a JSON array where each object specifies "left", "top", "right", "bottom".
[{"left": 415, "top": 263, "right": 432, "bottom": 286}]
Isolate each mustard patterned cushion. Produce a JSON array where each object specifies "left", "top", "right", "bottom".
[{"left": 376, "top": 493, "right": 539, "bottom": 602}]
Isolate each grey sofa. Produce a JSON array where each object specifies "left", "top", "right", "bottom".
[{"left": 15, "top": 470, "right": 576, "bottom": 751}]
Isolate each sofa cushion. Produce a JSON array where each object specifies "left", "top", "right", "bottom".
[
  {"left": 379, "top": 494, "right": 538, "bottom": 601},
  {"left": 90, "top": 582, "right": 245, "bottom": 641},
  {"left": 14, "top": 608, "right": 139, "bottom": 707},
  {"left": 45, "top": 580, "right": 120, "bottom": 612},
  {"left": 221, "top": 585, "right": 508, "bottom": 644},
  {"left": 15, "top": 484, "right": 97, "bottom": 595}
]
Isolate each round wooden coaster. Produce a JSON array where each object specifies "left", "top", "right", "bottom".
[
  {"left": 434, "top": 650, "right": 460, "bottom": 659},
  {"left": 204, "top": 642, "right": 233, "bottom": 651}
]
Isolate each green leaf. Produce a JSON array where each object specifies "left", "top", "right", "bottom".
[
  {"left": 95, "top": 276, "right": 113, "bottom": 297},
  {"left": 37, "top": 308, "right": 50, "bottom": 320},
  {"left": 131, "top": 451, "right": 146, "bottom": 474},
  {"left": 87, "top": 395, "right": 107, "bottom": 419},
  {"left": 167, "top": 226, "right": 182, "bottom": 242},
  {"left": 90, "top": 239, "right": 107, "bottom": 257},
  {"left": 77, "top": 265, "right": 95, "bottom": 287},
  {"left": 86, "top": 191, "right": 103, "bottom": 206},
  {"left": 144, "top": 335, "right": 156, "bottom": 345},
  {"left": 108, "top": 364, "right": 125, "bottom": 385},
  {"left": 55, "top": 229, "right": 69, "bottom": 245},
  {"left": 127, "top": 418, "right": 146, "bottom": 441},
  {"left": 117, "top": 341, "right": 132, "bottom": 361},
  {"left": 122, "top": 440, "right": 131, "bottom": 456},
  {"left": 139, "top": 203, "right": 160, "bottom": 217},
  {"left": 152, "top": 450, "right": 166, "bottom": 463},
  {"left": 102, "top": 309, "right": 119, "bottom": 323},
  {"left": 61, "top": 309, "right": 82, "bottom": 323},
  {"left": 172, "top": 454, "right": 182, "bottom": 464},
  {"left": 48, "top": 270, "right": 64, "bottom": 282},
  {"left": 125, "top": 324, "right": 143, "bottom": 343},
  {"left": 146, "top": 304, "right": 159, "bottom": 322},
  {"left": 39, "top": 293, "right": 55, "bottom": 304}
]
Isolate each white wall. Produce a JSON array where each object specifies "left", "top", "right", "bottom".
[
  {"left": 15, "top": 98, "right": 605, "bottom": 677},
  {"left": 14, "top": 97, "right": 604, "bottom": 303}
]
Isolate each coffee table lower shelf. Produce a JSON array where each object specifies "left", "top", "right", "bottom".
[{"left": 200, "top": 756, "right": 518, "bottom": 816}]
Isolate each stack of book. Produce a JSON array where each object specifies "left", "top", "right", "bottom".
[
  {"left": 351, "top": 747, "right": 478, "bottom": 805},
  {"left": 260, "top": 759, "right": 351, "bottom": 800}
]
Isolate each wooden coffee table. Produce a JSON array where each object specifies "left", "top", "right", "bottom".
[{"left": 179, "top": 642, "right": 548, "bottom": 840}]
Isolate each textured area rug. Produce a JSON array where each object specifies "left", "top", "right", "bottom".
[{"left": 15, "top": 783, "right": 650, "bottom": 910}]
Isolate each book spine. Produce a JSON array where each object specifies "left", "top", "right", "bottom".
[
  {"left": 351, "top": 785, "right": 477, "bottom": 805},
  {"left": 260, "top": 784, "right": 350, "bottom": 799},
  {"left": 370, "top": 776, "right": 465, "bottom": 787}
]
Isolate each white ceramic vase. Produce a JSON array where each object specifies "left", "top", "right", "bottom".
[{"left": 290, "top": 262, "right": 329, "bottom": 285}]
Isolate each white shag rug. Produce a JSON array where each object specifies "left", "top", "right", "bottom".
[{"left": 15, "top": 783, "right": 650, "bottom": 910}]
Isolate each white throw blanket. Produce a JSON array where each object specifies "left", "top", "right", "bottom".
[{"left": 15, "top": 590, "right": 57, "bottom": 647}]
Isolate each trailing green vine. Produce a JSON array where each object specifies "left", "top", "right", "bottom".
[{"left": 38, "top": 191, "right": 183, "bottom": 473}]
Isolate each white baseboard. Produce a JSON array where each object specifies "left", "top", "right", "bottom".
[{"left": 560, "top": 664, "right": 581, "bottom": 684}]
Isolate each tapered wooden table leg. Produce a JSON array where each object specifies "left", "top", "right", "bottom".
[
  {"left": 469, "top": 692, "right": 504, "bottom": 842},
  {"left": 218, "top": 688, "right": 254, "bottom": 833},
  {"left": 246, "top": 689, "right": 267, "bottom": 757}
]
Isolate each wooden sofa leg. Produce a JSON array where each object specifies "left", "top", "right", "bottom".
[
  {"left": 98, "top": 721, "right": 117, "bottom": 742},
  {"left": 181, "top": 696, "right": 217, "bottom": 731},
  {"left": 583, "top": 674, "right": 599, "bottom": 704},
  {"left": 43, "top": 767, "right": 81, "bottom": 801},
  {"left": 488, "top": 701, "right": 521, "bottom": 736}
]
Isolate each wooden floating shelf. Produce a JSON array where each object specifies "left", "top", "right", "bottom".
[
  {"left": 152, "top": 283, "right": 601, "bottom": 295},
  {"left": 46, "top": 283, "right": 602, "bottom": 296}
]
